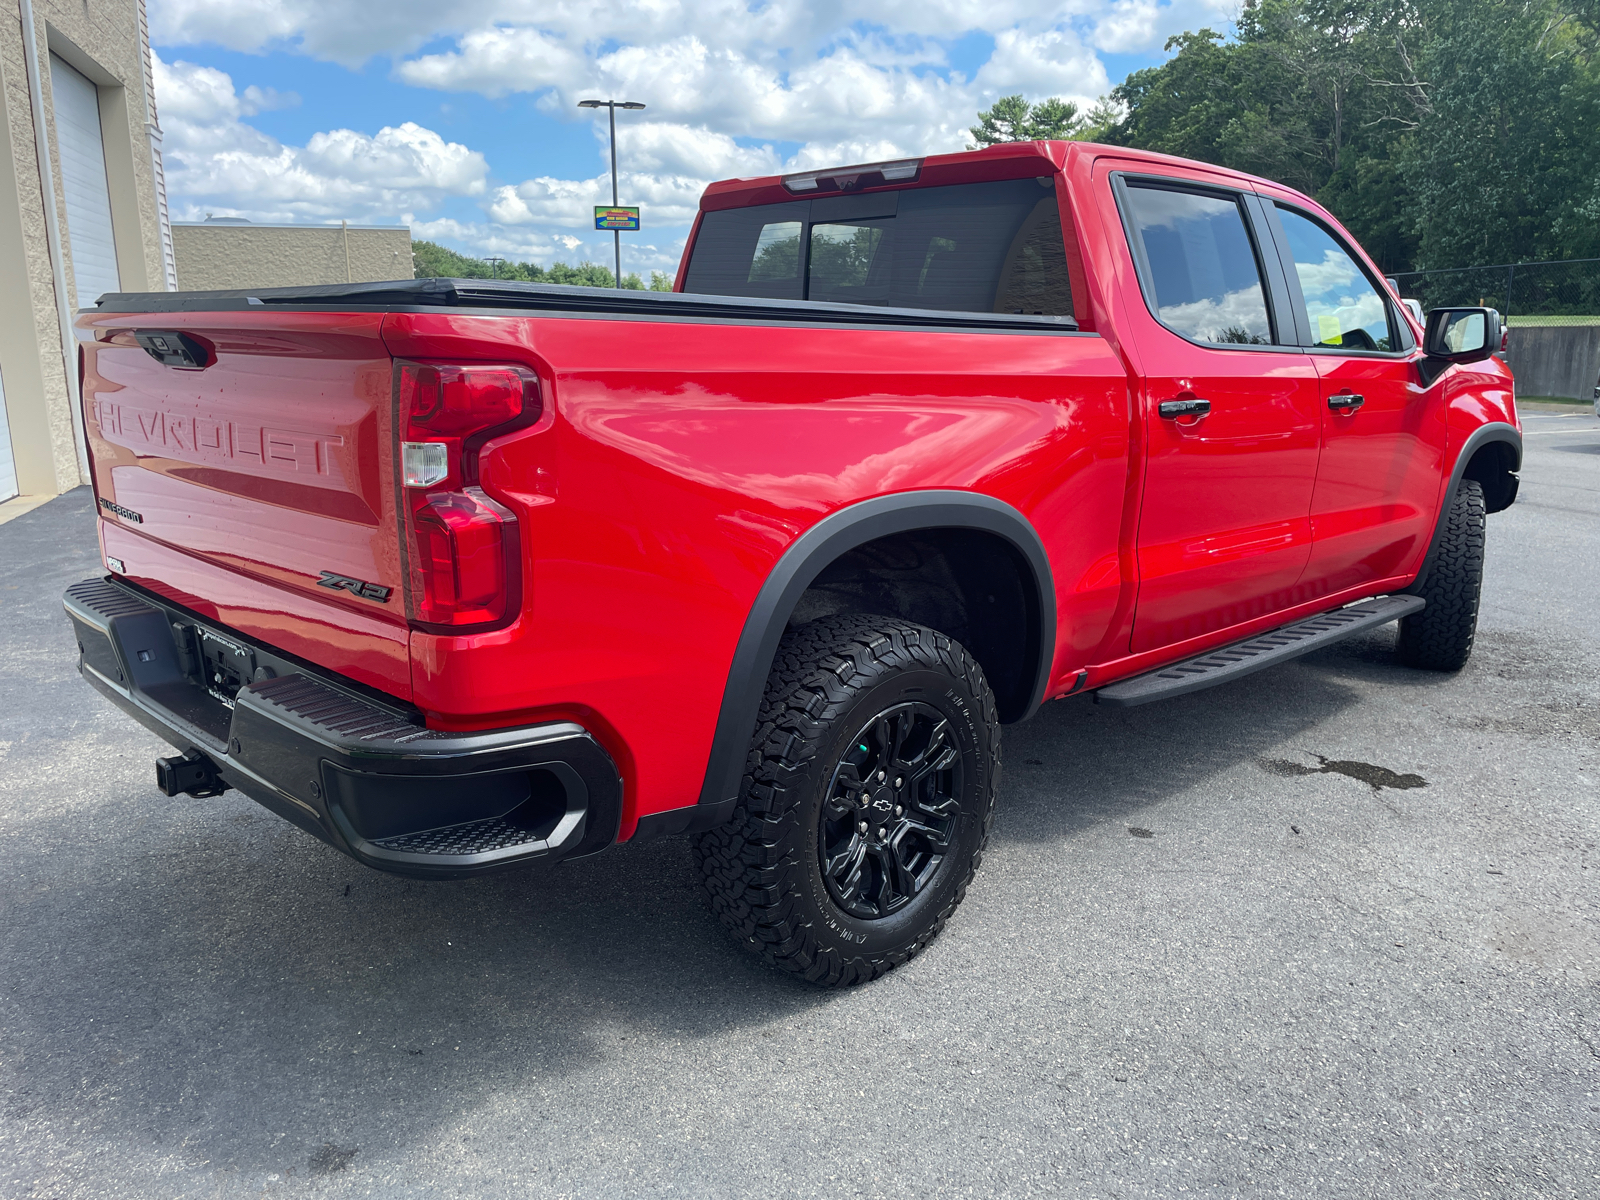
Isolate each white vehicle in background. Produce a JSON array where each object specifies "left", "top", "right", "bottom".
[{"left": 1384, "top": 277, "right": 1426, "bottom": 330}]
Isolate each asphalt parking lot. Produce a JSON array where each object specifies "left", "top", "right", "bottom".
[{"left": 2, "top": 404, "right": 1596, "bottom": 1199}]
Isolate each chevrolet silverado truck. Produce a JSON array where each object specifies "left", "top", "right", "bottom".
[{"left": 65, "top": 141, "right": 1519, "bottom": 986}]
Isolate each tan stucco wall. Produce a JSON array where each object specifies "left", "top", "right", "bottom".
[
  {"left": 0, "top": 0, "right": 166, "bottom": 496},
  {"left": 172, "top": 225, "right": 414, "bottom": 291}
]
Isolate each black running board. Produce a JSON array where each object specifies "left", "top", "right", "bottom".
[{"left": 1094, "top": 595, "right": 1425, "bottom": 707}]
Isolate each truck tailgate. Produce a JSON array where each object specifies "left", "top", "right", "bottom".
[{"left": 81, "top": 311, "right": 410, "bottom": 699}]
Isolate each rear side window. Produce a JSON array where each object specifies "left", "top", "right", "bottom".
[
  {"left": 684, "top": 202, "right": 809, "bottom": 301},
  {"left": 1275, "top": 206, "right": 1396, "bottom": 352},
  {"left": 1121, "top": 185, "right": 1273, "bottom": 345},
  {"left": 683, "top": 178, "right": 1073, "bottom": 316}
]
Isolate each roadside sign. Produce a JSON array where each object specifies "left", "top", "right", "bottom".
[{"left": 594, "top": 206, "right": 640, "bottom": 231}]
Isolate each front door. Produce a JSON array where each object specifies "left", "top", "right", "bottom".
[
  {"left": 1106, "top": 171, "right": 1324, "bottom": 655},
  {"left": 1267, "top": 203, "right": 1449, "bottom": 598}
]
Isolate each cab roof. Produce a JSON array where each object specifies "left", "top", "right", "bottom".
[{"left": 698, "top": 140, "right": 1313, "bottom": 213}]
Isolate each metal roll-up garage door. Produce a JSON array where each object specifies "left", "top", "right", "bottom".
[{"left": 50, "top": 55, "right": 121, "bottom": 308}]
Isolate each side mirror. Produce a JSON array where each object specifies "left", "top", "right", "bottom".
[{"left": 1423, "top": 307, "right": 1501, "bottom": 365}]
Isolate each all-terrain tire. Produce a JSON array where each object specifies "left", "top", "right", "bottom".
[
  {"left": 691, "top": 614, "right": 1001, "bottom": 986},
  {"left": 1396, "top": 477, "right": 1486, "bottom": 671}
]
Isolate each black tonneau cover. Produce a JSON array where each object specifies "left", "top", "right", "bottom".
[{"left": 88, "top": 277, "right": 1079, "bottom": 334}]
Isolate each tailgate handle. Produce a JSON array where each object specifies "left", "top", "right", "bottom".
[{"left": 1158, "top": 397, "right": 1211, "bottom": 419}]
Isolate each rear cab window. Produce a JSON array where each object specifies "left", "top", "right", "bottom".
[{"left": 682, "top": 178, "right": 1074, "bottom": 317}]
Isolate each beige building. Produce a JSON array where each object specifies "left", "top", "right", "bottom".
[
  {"left": 172, "top": 219, "right": 413, "bottom": 292},
  {"left": 0, "top": 0, "right": 174, "bottom": 505}
]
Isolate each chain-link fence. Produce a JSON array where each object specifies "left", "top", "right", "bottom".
[
  {"left": 1390, "top": 258, "right": 1600, "bottom": 326},
  {"left": 1390, "top": 258, "right": 1600, "bottom": 401}
]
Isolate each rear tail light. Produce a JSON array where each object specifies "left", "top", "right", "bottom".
[
  {"left": 396, "top": 361, "right": 540, "bottom": 630},
  {"left": 403, "top": 364, "right": 527, "bottom": 435},
  {"left": 409, "top": 488, "right": 516, "bottom": 626}
]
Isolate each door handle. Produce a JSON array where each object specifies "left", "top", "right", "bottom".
[
  {"left": 1158, "top": 397, "right": 1212, "bottom": 419},
  {"left": 1328, "top": 392, "right": 1365, "bottom": 411}
]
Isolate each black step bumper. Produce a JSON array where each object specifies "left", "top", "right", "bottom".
[{"left": 63, "top": 578, "right": 623, "bottom": 878}]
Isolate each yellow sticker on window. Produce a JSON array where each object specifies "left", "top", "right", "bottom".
[{"left": 1317, "top": 314, "right": 1343, "bottom": 345}]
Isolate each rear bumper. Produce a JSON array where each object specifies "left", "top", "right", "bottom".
[{"left": 63, "top": 577, "right": 623, "bottom": 879}]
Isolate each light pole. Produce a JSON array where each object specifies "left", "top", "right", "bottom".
[
  {"left": 485, "top": 255, "right": 503, "bottom": 280},
  {"left": 578, "top": 98, "right": 645, "bottom": 288}
]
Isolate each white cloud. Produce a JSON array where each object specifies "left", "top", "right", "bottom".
[
  {"left": 1090, "top": 1, "right": 1164, "bottom": 53},
  {"left": 240, "top": 84, "right": 300, "bottom": 114},
  {"left": 150, "top": 1, "right": 1081, "bottom": 65},
  {"left": 148, "top": 1, "right": 1232, "bottom": 267},
  {"left": 155, "top": 54, "right": 487, "bottom": 223},
  {"left": 483, "top": 130, "right": 761, "bottom": 232},
  {"left": 397, "top": 26, "right": 582, "bottom": 98},
  {"left": 976, "top": 28, "right": 1111, "bottom": 104},
  {"left": 1091, "top": 0, "right": 1238, "bottom": 54}
]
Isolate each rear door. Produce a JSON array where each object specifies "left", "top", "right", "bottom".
[
  {"left": 1261, "top": 200, "right": 1447, "bottom": 594},
  {"left": 1101, "top": 166, "right": 1324, "bottom": 654},
  {"left": 81, "top": 311, "right": 410, "bottom": 696}
]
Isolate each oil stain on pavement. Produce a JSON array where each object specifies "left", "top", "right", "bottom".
[{"left": 1259, "top": 754, "right": 1428, "bottom": 792}]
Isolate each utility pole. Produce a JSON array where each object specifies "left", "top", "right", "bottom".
[
  {"left": 485, "top": 256, "right": 503, "bottom": 280},
  {"left": 578, "top": 99, "right": 645, "bottom": 288}
]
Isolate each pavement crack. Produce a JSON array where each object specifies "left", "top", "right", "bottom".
[{"left": 1574, "top": 1029, "right": 1600, "bottom": 1063}]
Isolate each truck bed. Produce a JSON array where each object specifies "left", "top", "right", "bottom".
[
  {"left": 79, "top": 276, "right": 1122, "bottom": 835},
  {"left": 90, "top": 276, "right": 1079, "bottom": 332}
]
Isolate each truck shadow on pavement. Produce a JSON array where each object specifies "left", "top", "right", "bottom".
[
  {"left": 992, "top": 624, "right": 1447, "bottom": 844},
  {"left": 0, "top": 633, "right": 1446, "bottom": 1182}
]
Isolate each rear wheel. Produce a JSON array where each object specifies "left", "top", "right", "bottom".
[
  {"left": 1397, "top": 478, "right": 1486, "bottom": 671},
  {"left": 691, "top": 615, "right": 1000, "bottom": 986}
]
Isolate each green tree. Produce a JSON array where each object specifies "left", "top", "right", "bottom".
[
  {"left": 1402, "top": 0, "right": 1600, "bottom": 267},
  {"left": 1090, "top": 0, "right": 1600, "bottom": 272},
  {"left": 411, "top": 241, "right": 663, "bottom": 289},
  {"left": 970, "top": 95, "right": 1091, "bottom": 146}
]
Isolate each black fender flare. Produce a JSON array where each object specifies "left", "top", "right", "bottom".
[
  {"left": 633, "top": 491, "right": 1055, "bottom": 839},
  {"left": 1404, "top": 421, "right": 1521, "bottom": 595}
]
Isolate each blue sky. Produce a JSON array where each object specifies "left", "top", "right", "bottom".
[{"left": 148, "top": 0, "right": 1234, "bottom": 278}]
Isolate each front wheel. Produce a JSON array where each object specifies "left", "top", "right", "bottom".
[
  {"left": 692, "top": 615, "right": 1001, "bottom": 986},
  {"left": 1397, "top": 477, "right": 1486, "bottom": 671}
]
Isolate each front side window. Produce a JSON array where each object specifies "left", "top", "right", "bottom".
[
  {"left": 1122, "top": 184, "right": 1273, "bottom": 345},
  {"left": 1276, "top": 206, "right": 1395, "bottom": 352},
  {"left": 682, "top": 178, "right": 1074, "bottom": 316}
]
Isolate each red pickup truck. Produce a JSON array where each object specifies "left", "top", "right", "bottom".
[{"left": 66, "top": 141, "right": 1519, "bottom": 986}]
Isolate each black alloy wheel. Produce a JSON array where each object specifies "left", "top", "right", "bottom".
[
  {"left": 692, "top": 614, "right": 1001, "bottom": 987},
  {"left": 820, "top": 703, "right": 962, "bottom": 920}
]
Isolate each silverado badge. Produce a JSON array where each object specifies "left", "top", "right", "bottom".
[{"left": 97, "top": 497, "right": 143, "bottom": 524}]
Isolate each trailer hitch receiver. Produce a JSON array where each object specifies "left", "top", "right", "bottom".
[{"left": 156, "top": 750, "right": 229, "bottom": 798}]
